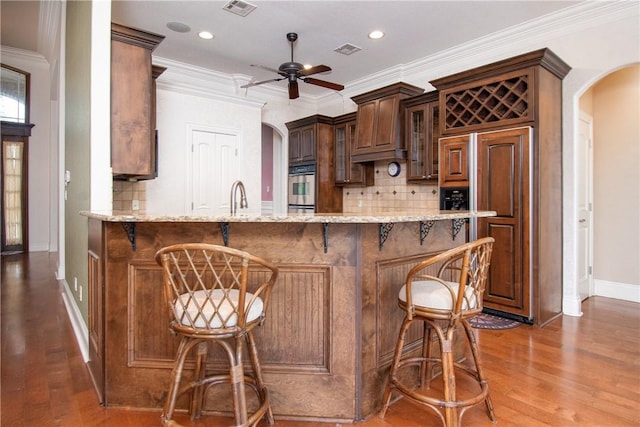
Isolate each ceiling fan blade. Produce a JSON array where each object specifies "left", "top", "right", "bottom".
[
  {"left": 299, "top": 64, "right": 331, "bottom": 77},
  {"left": 250, "top": 64, "right": 281, "bottom": 74},
  {"left": 240, "top": 78, "right": 283, "bottom": 88},
  {"left": 303, "top": 77, "right": 344, "bottom": 91},
  {"left": 289, "top": 80, "right": 299, "bottom": 99}
]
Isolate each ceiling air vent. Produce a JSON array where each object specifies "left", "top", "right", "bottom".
[
  {"left": 222, "top": 0, "right": 257, "bottom": 17},
  {"left": 334, "top": 43, "right": 362, "bottom": 56}
]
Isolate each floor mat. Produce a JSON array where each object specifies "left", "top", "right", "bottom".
[{"left": 468, "top": 312, "right": 522, "bottom": 330}]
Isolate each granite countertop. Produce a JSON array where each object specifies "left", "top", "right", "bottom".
[{"left": 81, "top": 210, "right": 496, "bottom": 223}]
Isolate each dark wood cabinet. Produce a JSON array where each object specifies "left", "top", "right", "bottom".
[
  {"left": 402, "top": 91, "right": 440, "bottom": 182},
  {"left": 438, "top": 135, "right": 469, "bottom": 188},
  {"left": 288, "top": 124, "right": 315, "bottom": 164},
  {"left": 476, "top": 128, "right": 530, "bottom": 318},
  {"left": 286, "top": 115, "right": 342, "bottom": 212},
  {"left": 431, "top": 48, "right": 570, "bottom": 326},
  {"left": 351, "top": 82, "right": 423, "bottom": 163},
  {"left": 111, "top": 23, "right": 164, "bottom": 180},
  {"left": 334, "top": 112, "right": 373, "bottom": 186}
]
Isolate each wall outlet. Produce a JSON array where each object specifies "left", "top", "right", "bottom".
[{"left": 132, "top": 199, "right": 140, "bottom": 210}]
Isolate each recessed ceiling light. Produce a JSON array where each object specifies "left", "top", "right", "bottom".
[
  {"left": 368, "top": 30, "right": 385, "bottom": 40},
  {"left": 198, "top": 31, "right": 214, "bottom": 40},
  {"left": 166, "top": 22, "right": 191, "bottom": 33}
]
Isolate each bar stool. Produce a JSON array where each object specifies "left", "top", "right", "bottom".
[
  {"left": 379, "top": 237, "right": 496, "bottom": 427},
  {"left": 155, "top": 243, "right": 278, "bottom": 427}
]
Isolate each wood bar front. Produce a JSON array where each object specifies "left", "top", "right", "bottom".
[{"left": 85, "top": 212, "right": 492, "bottom": 422}]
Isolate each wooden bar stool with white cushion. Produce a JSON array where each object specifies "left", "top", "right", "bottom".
[
  {"left": 379, "top": 237, "right": 496, "bottom": 427},
  {"left": 155, "top": 243, "right": 278, "bottom": 427}
]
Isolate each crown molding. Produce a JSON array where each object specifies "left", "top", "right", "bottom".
[
  {"left": 0, "top": 45, "right": 48, "bottom": 64},
  {"left": 341, "top": 0, "right": 638, "bottom": 102},
  {"left": 153, "top": 56, "right": 319, "bottom": 109}
]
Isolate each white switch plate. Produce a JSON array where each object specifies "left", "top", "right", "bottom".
[{"left": 132, "top": 200, "right": 139, "bottom": 210}]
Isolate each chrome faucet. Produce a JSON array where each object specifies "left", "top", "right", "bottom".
[{"left": 230, "top": 180, "right": 248, "bottom": 215}]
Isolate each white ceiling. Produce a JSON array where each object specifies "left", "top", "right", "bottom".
[{"left": 3, "top": 1, "right": 584, "bottom": 96}]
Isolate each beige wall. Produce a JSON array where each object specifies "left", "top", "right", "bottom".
[
  {"left": 592, "top": 65, "right": 640, "bottom": 288},
  {"left": 64, "top": 0, "right": 92, "bottom": 320}
]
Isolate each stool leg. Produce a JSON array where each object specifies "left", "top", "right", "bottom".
[
  {"left": 379, "top": 317, "right": 412, "bottom": 418},
  {"left": 462, "top": 320, "right": 496, "bottom": 422},
  {"left": 190, "top": 341, "right": 208, "bottom": 419},
  {"left": 420, "top": 323, "right": 434, "bottom": 389},
  {"left": 438, "top": 326, "right": 459, "bottom": 427},
  {"left": 231, "top": 337, "right": 249, "bottom": 426},
  {"left": 246, "top": 331, "right": 274, "bottom": 425},
  {"left": 163, "top": 337, "right": 198, "bottom": 426}
]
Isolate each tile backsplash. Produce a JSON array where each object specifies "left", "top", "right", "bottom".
[
  {"left": 342, "top": 160, "right": 439, "bottom": 213},
  {"left": 112, "top": 160, "right": 437, "bottom": 214},
  {"left": 112, "top": 180, "right": 146, "bottom": 211}
]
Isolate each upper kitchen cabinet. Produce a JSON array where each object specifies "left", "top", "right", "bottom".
[
  {"left": 111, "top": 23, "right": 165, "bottom": 180},
  {"left": 288, "top": 123, "right": 316, "bottom": 165},
  {"left": 286, "top": 115, "right": 342, "bottom": 213},
  {"left": 351, "top": 82, "right": 423, "bottom": 163},
  {"left": 433, "top": 48, "right": 570, "bottom": 136},
  {"left": 334, "top": 112, "right": 373, "bottom": 186},
  {"left": 438, "top": 135, "right": 469, "bottom": 188},
  {"left": 402, "top": 91, "right": 440, "bottom": 183}
]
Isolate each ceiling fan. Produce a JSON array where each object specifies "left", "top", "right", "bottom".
[{"left": 241, "top": 32, "right": 344, "bottom": 99}]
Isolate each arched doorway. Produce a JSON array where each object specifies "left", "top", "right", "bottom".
[
  {"left": 261, "top": 123, "right": 286, "bottom": 214},
  {"left": 574, "top": 64, "right": 640, "bottom": 308}
]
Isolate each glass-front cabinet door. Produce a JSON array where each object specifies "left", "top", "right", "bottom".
[
  {"left": 334, "top": 113, "right": 373, "bottom": 186},
  {"left": 404, "top": 91, "right": 439, "bottom": 182}
]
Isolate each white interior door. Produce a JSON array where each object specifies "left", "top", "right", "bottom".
[
  {"left": 190, "top": 129, "right": 239, "bottom": 215},
  {"left": 577, "top": 113, "right": 594, "bottom": 301}
]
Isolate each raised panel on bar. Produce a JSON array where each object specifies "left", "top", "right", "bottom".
[
  {"left": 257, "top": 266, "right": 330, "bottom": 371},
  {"left": 376, "top": 254, "right": 445, "bottom": 366},
  {"left": 87, "top": 250, "right": 104, "bottom": 402},
  {"left": 127, "top": 261, "right": 174, "bottom": 367},
  {"left": 127, "top": 262, "right": 331, "bottom": 372}
]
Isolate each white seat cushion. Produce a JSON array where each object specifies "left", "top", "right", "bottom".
[
  {"left": 173, "top": 289, "right": 263, "bottom": 329},
  {"left": 399, "top": 280, "right": 478, "bottom": 311}
]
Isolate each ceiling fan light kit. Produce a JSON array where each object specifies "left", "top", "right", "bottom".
[{"left": 241, "top": 32, "right": 345, "bottom": 99}]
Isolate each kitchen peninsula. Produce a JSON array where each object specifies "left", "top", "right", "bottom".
[{"left": 82, "top": 209, "right": 494, "bottom": 422}]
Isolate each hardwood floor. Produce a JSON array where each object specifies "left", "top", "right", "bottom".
[{"left": 2, "top": 252, "right": 639, "bottom": 426}]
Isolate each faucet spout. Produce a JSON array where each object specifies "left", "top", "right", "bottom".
[{"left": 230, "top": 180, "right": 248, "bottom": 215}]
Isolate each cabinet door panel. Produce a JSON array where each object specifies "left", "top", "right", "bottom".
[
  {"left": 477, "top": 127, "right": 530, "bottom": 318},
  {"left": 375, "top": 97, "right": 397, "bottom": 148},
  {"left": 355, "top": 101, "right": 376, "bottom": 151},
  {"left": 439, "top": 135, "right": 469, "bottom": 187},
  {"left": 334, "top": 125, "right": 347, "bottom": 183},
  {"left": 301, "top": 127, "right": 315, "bottom": 162},
  {"left": 111, "top": 41, "right": 152, "bottom": 176},
  {"left": 289, "top": 129, "right": 301, "bottom": 161}
]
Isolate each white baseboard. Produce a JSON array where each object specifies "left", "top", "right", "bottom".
[
  {"left": 594, "top": 279, "right": 640, "bottom": 303},
  {"left": 261, "top": 200, "right": 274, "bottom": 214},
  {"left": 59, "top": 278, "right": 90, "bottom": 362},
  {"left": 562, "top": 295, "right": 583, "bottom": 317}
]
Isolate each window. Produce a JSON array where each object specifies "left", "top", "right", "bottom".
[{"left": 1, "top": 64, "right": 29, "bottom": 123}]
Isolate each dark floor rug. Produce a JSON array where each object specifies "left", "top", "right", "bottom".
[{"left": 469, "top": 313, "right": 522, "bottom": 330}]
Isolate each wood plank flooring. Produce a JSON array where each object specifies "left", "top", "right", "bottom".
[{"left": 2, "top": 252, "right": 639, "bottom": 426}]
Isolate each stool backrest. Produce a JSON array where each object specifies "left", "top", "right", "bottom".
[
  {"left": 405, "top": 237, "right": 494, "bottom": 320},
  {"left": 155, "top": 243, "right": 278, "bottom": 334}
]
